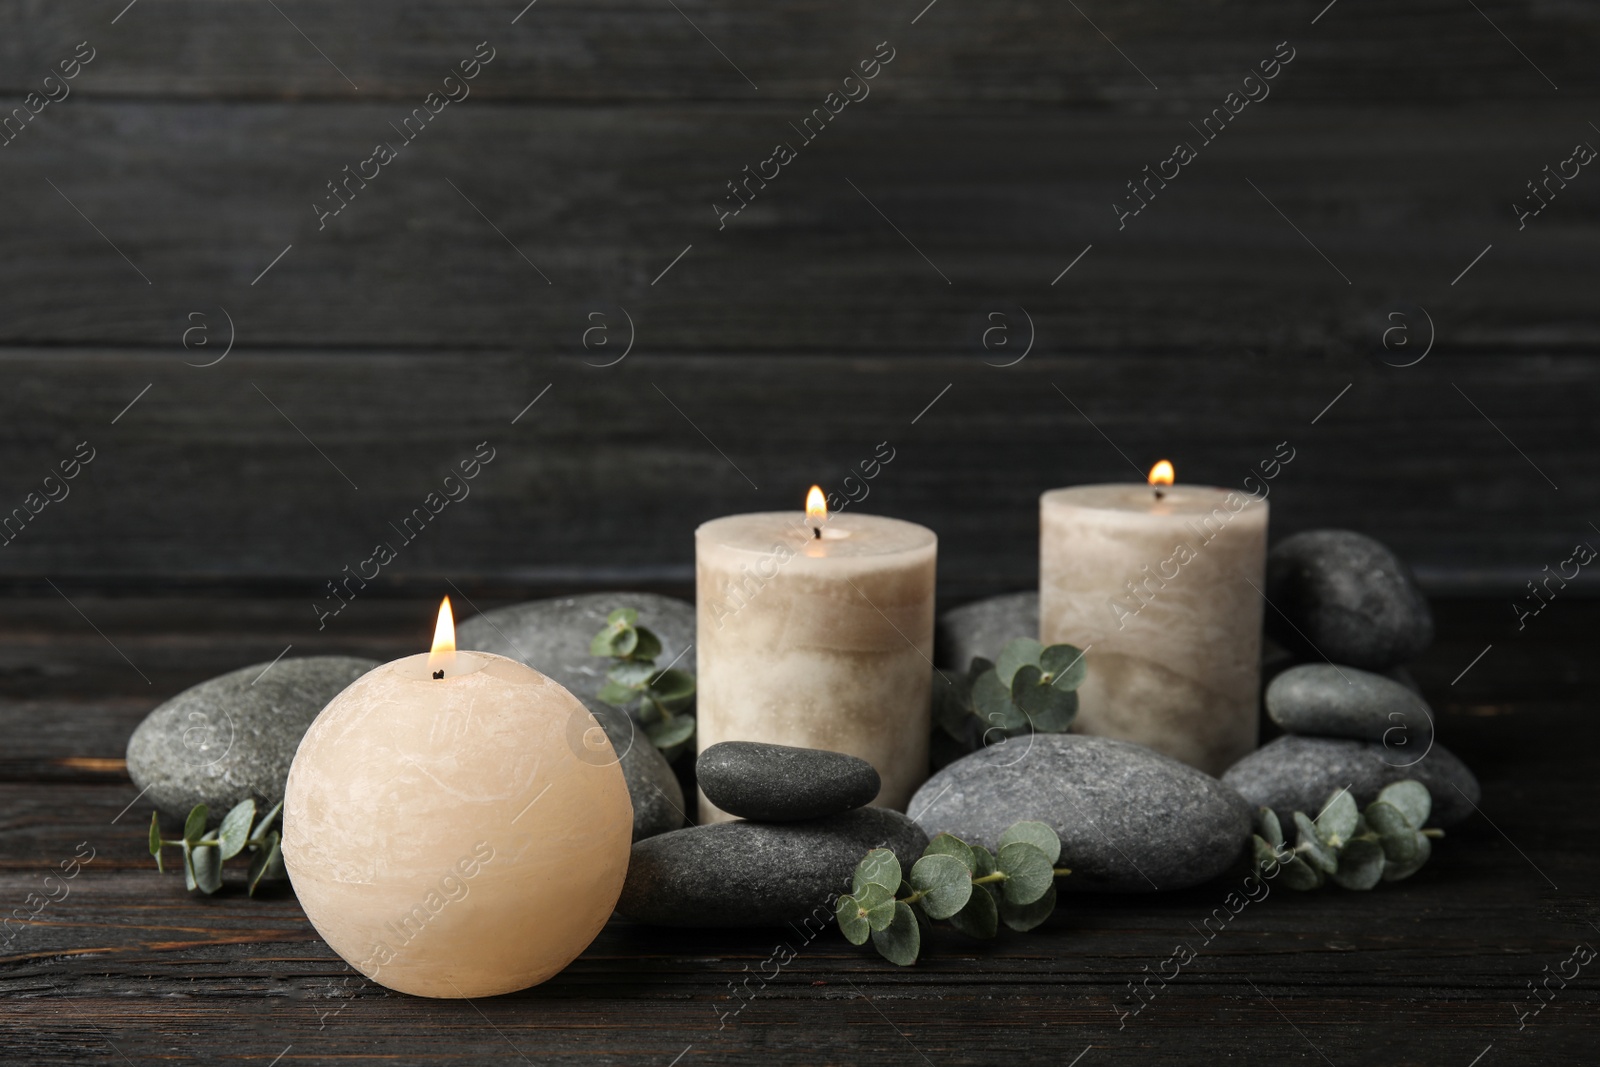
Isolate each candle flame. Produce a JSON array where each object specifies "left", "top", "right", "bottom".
[
  {"left": 805, "top": 484, "right": 828, "bottom": 524},
  {"left": 428, "top": 596, "right": 456, "bottom": 674},
  {"left": 1148, "top": 460, "right": 1175, "bottom": 487}
]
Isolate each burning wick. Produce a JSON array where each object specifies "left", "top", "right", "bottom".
[
  {"left": 805, "top": 484, "right": 827, "bottom": 541},
  {"left": 433, "top": 669, "right": 444, "bottom": 679},
  {"left": 428, "top": 595, "right": 456, "bottom": 680},
  {"left": 1148, "top": 459, "right": 1175, "bottom": 502}
]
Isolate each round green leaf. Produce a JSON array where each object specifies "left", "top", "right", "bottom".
[
  {"left": 870, "top": 901, "right": 921, "bottom": 966},
  {"left": 996, "top": 842, "right": 1054, "bottom": 905},
  {"left": 970, "top": 845, "right": 996, "bottom": 879},
  {"left": 995, "top": 638, "right": 1044, "bottom": 687},
  {"left": 606, "top": 608, "right": 639, "bottom": 626},
  {"left": 1330, "top": 838, "right": 1384, "bottom": 891},
  {"left": 1039, "top": 644, "right": 1088, "bottom": 690},
  {"left": 948, "top": 882, "right": 999, "bottom": 939},
  {"left": 252, "top": 800, "right": 283, "bottom": 841},
  {"left": 910, "top": 854, "right": 974, "bottom": 920},
  {"left": 189, "top": 844, "right": 223, "bottom": 895},
  {"left": 853, "top": 849, "right": 901, "bottom": 896},
  {"left": 1377, "top": 780, "right": 1431, "bottom": 828},
  {"left": 998, "top": 821, "right": 1061, "bottom": 866},
  {"left": 1293, "top": 812, "right": 1337, "bottom": 874},
  {"left": 589, "top": 629, "right": 618, "bottom": 657},
  {"left": 148, "top": 811, "right": 162, "bottom": 858},
  {"left": 247, "top": 831, "right": 285, "bottom": 896},
  {"left": 1381, "top": 831, "right": 1432, "bottom": 882},
  {"left": 1252, "top": 834, "right": 1282, "bottom": 874},
  {"left": 646, "top": 714, "right": 696, "bottom": 749},
  {"left": 836, "top": 893, "right": 870, "bottom": 944},
  {"left": 607, "top": 662, "right": 656, "bottom": 688},
  {"left": 650, "top": 667, "right": 695, "bottom": 704},
  {"left": 216, "top": 799, "right": 256, "bottom": 861},
  {"left": 183, "top": 805, "right": 209, "bottom": 846},
  {"left": 1257, "top": 807, "right": 1284, "bottom": 850},
  {"left": 972, "top": 669, "right": 1026, "bottom": 731},
  {"left": 1314, "top": 789, "right": 1359, "bottom": 847},
  {"left": 1011, "top": 669, "right": 1077, "bottom": 732},
  {"left": 611, "top": 627, "right": 639, "bottom": 657},
  {"left": 1364, "top": 801, "right": 1418, "bottom": 863},
  {"left": 1000, "top": 882, "right": 1057, "bottom": 932},
  {"left": 630, "top": 626, "right": 663, "bottom": 662},
  {"left": 1277, "top": 854, "right": 1325, "bottom": 891},
  {"left": 924, "top": 832, "right": 976, "bottom": 874}
]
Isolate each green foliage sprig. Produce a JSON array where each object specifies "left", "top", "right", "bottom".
[
  {"left": 148, "top": 798, "right": 286, "bottom": 896},
  {"left": 590, "top": 608, "right": 696, "bottom": 754},
  {"left": 837, "top": 821, "right": 1072, "bottom": 965},
  {"left": 937, "top": 637, "right": 1087, "bottom": 746},
  {"left": 1253, "top": 780, "right": 1444, "bottom": 891}
]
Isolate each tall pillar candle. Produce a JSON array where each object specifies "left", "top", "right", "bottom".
[
  {"left": 696, "top": 493, "right": 936, "bottom": 822},
  {"left": 1039, "top": 466, "right": 1268, "bottom": 776}
]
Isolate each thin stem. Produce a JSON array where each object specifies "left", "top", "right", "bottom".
[
  {"left": 1422, "top": 828, "right": 1445, "bottom": 839},
  {"left": 972, "top": 872, "right": 1007, "bottom": 886}
]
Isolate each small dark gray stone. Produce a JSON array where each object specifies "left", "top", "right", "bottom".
[
  {"left": 935, "top": 591, "right": 1038, "bottom": 670},
  {"left": 1265, "top": 530, "right": 1434, "bottom": 671},
  {"left": 1266, "top": 663, "right": 1434, "bottom": 748},
  {"left": 698, "top": 741, "right": 880, "bottom": 821},
  {"left": 617, "top": 807, "right": 929, "bottom": 926},
  {"left": 587, "top": 705, "right": 686, "bottom": 842},
  {"left": 127, "top": 656, "right": 378, "bottom": 818},
  {"left": 908, "top": 734, "right": 1252, "bottom": 893},
  {"left": 456, "top": 592, "right": 695, "bottom": 703},
  {"left": 1222, "top": 734, "right": 1480, "bottom": 828}
]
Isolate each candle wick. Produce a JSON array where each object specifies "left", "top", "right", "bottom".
[
  {"left": 1154, "top": 489, "right": 1165, "bottom": 501},
  {"left": 813, "top": 526, "right": 821, "bottom": 539},
  {"left": 432, "top": 669, "right": 444, "bottom": 679}
]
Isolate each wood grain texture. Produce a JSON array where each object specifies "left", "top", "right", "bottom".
[{"left": 0, "top": 598, "right": 1596, "bottom": 1065}]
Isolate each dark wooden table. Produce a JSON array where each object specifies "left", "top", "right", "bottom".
[{"left": 2, "top": 592, "right": 1595, "bottom": 1065}]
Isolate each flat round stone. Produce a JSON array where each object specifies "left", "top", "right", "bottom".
[
  {"left": 698, "top": 741, "right": 880, "bottom": 821},
  {"left": 1266, "top": 663, "right": 1434, "bottom": 748}
]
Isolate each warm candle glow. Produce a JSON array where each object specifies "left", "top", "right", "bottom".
[
  {"left": 428, "top": 596, "right": 456, "bottom": 675},
  {"left": 806, "top": 484, "right": 828, "bottom": 524},
  {"left": 1148, "top": 460, "right": 1175, "bottom": 487}
]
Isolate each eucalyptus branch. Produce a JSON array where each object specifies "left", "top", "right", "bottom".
[
  {"left": 590, "top": 608, "right": 696, "bottom": 756},
  {"left": 148, "top": 797, "right": 286, "bottom": 896}
]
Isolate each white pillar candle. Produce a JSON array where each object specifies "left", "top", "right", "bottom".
[
  {"left": 1039, "top": 464, "right": 1268, "bottom": 776},
  {"left": 283, "top": 598, "right": 632, "bottom": 998},
  {"left": 696, "top": 490, "right": 937, "bottom": 822}
]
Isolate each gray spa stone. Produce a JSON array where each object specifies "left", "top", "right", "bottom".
[
  {"left": 1222, "top": 734, "right": 1479, "bottom": 828},
  {"left": 935, "top": 591, "right": 1039, "bottom": 671},
  {"left": 698, "top": 741, "right": 880, "bottom": 821},
  {"left": 908, "top": 734, "right": 1253, "bottom": 893},
  {"left": 586, "top": 705, "right": 686, "bottom": 841},
  {"left": 616, "top": 807, "right": 929, "bottom": 926},
  {"left": 126, "top": 656, "right": 378, "bottom": 818},
  {"left": 1264, "top": 530, "right": 1434, "bottom": 671},
  {"left": 456, "top": 591, "right": 696, "bottom": 705},
  {"left": 1266, "top": 663, "right": 1435, "bottom": 747}
]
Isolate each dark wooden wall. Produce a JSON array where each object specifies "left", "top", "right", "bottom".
[{"left": 1, "top": 0, "right": 1597, "bottom": 600}]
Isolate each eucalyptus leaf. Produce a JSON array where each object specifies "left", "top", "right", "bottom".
[
  {"left": 247, "top": 832, "right": 285, "bottom": 896},
  {"left": 1257, "top": 807, "right": 1284, "bottom": 850},
  {"left": 1277, "top": 853, "right": 1325, "bottom": 891},
  {"left": 148, "top": 812, "right": 164, "bottom": 873},
  {"left": 854, "top": 849, "right": 902, "bottom": 896},
  {"left": 183, "top": 805, "right": 209, "bottom": 846},
  {"left": 870, "top": 901, "right": 921, "bottom": 966},
  {"left": 589, "top": 629, "right": 619, "bottom": 657},
  {"left": 1000, "top": 883, "right": 1057, "bottom": 932},
  {"left": 606, "top": 608, "right": 639, "bottom": 626},
  {"left": 1251, "top": 834, "right": 1282, "bottom": 873},
  {"left": 629, "top": 625, "right": 663, "bottom": 662},
  {"left": 995, "top": 638, "right": 1045, "bottom": 687},
  {"left": 252, "top": 800, "right": 283, "bottom": 842},
  {"left": 949, "top": 881, "right": 999, "bottom": 938},
  {"left": 1039, "top": 644, "right": 1088, "bottom": 690},
  {"left": 970, "top": 845, "right": 996, "bottom": 879},
  {"left": 190, "top": 844, "right": 223, "bottom": 895},
  {"left": 1330, "top": 838, "right": 1384, "bottom": 891},
  {"left": 924, "top": 832, "right": 976, "bottom": 874},
  {"left": 836, "top": 893, "right": 871, "bottom": 944},
  {"left": 998, "top": 821, "right": 1061, "bottom": 866},
  {"left": 216, "top": 799, "right": 256, "bottom": 861},
  {"left": 1365, "top": 802, "right": 1418, "bottom": 863},
  {"left": 972, "top": 669, "right": 1026, "bottom": 731},
  {"left": 611, "top": 627, "right": 639, "bottom": 657},
  {"left": 607, "top": 662, "right": 657, "bottom": 688},
  {"left": 596, "top": 680, "right": 638, "bottom": 706},
  {"left": 996, "top": 842, "right": 1054, "bottom": 905},
  {"left": 650, "top": 668, "right": 696, "bottom": 706},
  {"left": 1377, "top": 780, "right": 1431, "bottom": 829},
  {"left": 1293, "top": 812, "right": 1338, "bottom": 874},
  {"left": 1381, "top": 832, "right": 1432, "bottom": 882},
  {"left": 1011, "top": 670, "right": 1077, "bottom": 732},
  {"left": 645, "top": 714, "right": 696, "bottom": 749},
  {"left": 910, "top": 854, "right": 973, "bottom": 920},
  {"left": 1314, "top": 789, "right": 1359, "bottom": 847}
]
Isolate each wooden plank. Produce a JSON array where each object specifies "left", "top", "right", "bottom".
[
  {"left": 0, "top": 349, "right": 1592, "bottom": 592},
  {"left": 1, "top": 0, "right": 1593, "bottom": 102},
  {"left": 0, "top": 104, "right": 1594, "bottom": 350}
]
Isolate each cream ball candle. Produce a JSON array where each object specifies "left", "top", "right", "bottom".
[
  {"left": 696, "top": 488, "right": 937, "bottom": 822},
  {"left": 282, "top": 598, "right": 632, "bottom": 998},
  {"left": 1039, "top": 463, "right": 1268, "bottom": 776}
]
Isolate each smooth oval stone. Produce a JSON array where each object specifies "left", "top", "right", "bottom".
[
  {"left": 908, "top": 734, "right": 1251, "bottom": 893},
  {"left": 1222, "top": 734, "right": 1480, "bottom": 828},
  {"left": 588, "top": 705, "right": 686, "bottom": 842},
  {"left": 698, "top": 741, "right": 880, "bottom": 821},
  {"left": 1265, "top": 530, "right": 1434, "bottom": 671},
  {"left": 456, "top": 591, "right": 695, "bottom": 703},
  {"left": 127, "top": 656, "right": 378, "bottom": 818},
  {"left": 1266, "top": 663, "right": 1434, "bottom": 747},
  {"left": 617, "top": 807, "right": 929, "bottom": 926},
  {"left": 935, "top": 591, "right": 1038, "bottom": 671}
]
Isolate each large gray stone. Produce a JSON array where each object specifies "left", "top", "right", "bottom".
[
  {"left": 1265, "top": 530, "right": 1434, "bottom": 671},
  {"left": 698, "top": 741, "right": 879, "bottom": 821},
  {"left": 127, "top": 656, "right": 378, "bottom": 818},
  {"left": 908, "top": 734, "right": 1252, "bottom": 893},
  {"left": 935, "top": 591, "right": 1038, "bottom": 671},
  {"left": 588, "top": 705, "right": 687, "bottom": 842},
  {"left": 1222, "top": 734, "right": 1480, "bottom": 828},
  {"left": 617, "top": 807, "right": 929, "bottom": 926},
  {"left": 456, "top": 592, "right": 695, "bottom": 707},
  {"left": 1266, "top": 663, "right": 1434, "bottom": 748}
]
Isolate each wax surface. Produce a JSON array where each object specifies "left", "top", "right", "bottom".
[
  {"left": 1039, "top": 484, "right": 1268, "bottom": 775},
  {"left": 696, "top": 511, "right": 937, "bottom": 822},
  {"left": 282, "top": 651, "right": 632, "bottom": 998}
]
